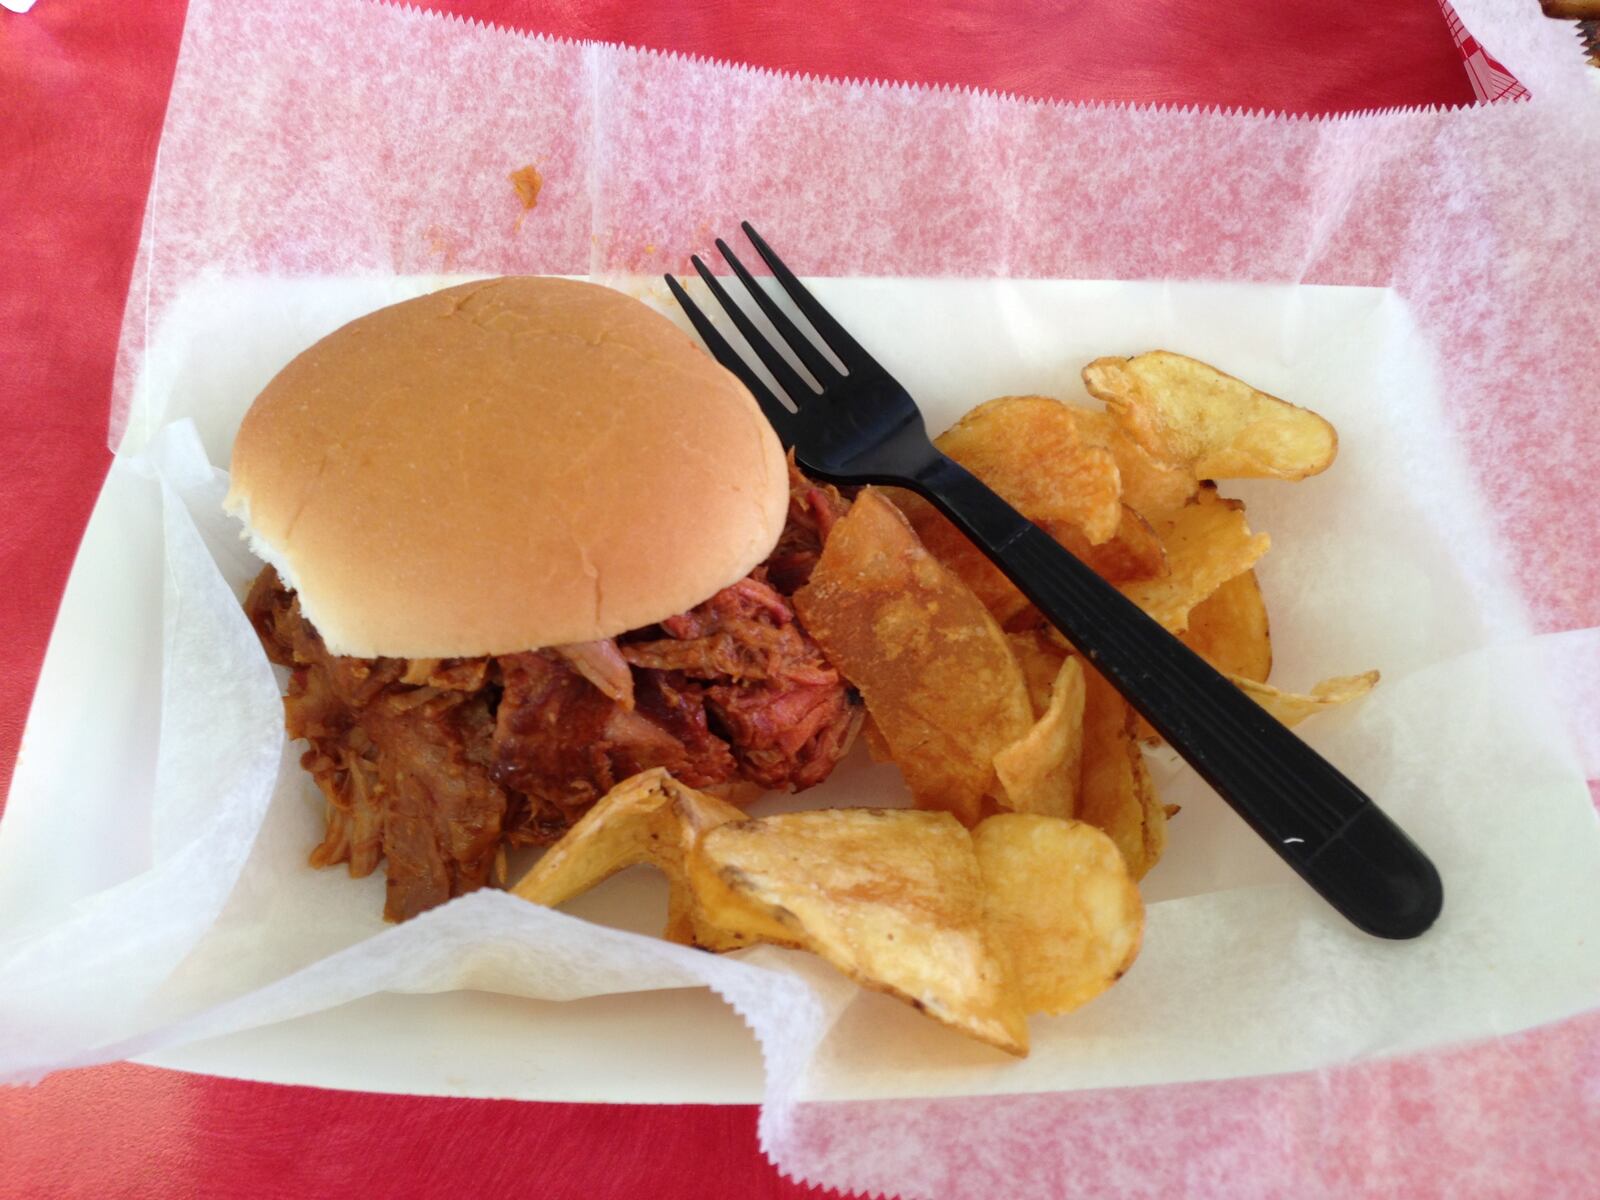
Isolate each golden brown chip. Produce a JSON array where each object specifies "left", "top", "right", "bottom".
[
  {"left": 510, "top": 770, "right": 720, "bottom": 907},
  {"left": 1119, "top": 485, "right": 1270, "bottom": 633},
  {"left": 692, "top": 809, "right": 1029, "bottom": 1055},
  {"left": 1181, "top": 569, "right": 1272, "bottom": 682},
  {"left": 664, "top": 888, "right": 766, "bottom": 952},
  {"left": 1076, "top": 663, "right": 1166, "bottom": 879},
  {"left": 1083, "top": 351, "right": 1337, "bottom": 482},
  {"left": 1047, "top": 506, "right": 1169, "bottom": 586},
  {"left": 681, "top": 845, "right": 798, "bottom": 949},
  {"left": 1068, "top": 407, "right": 1198, "bottom": 515},
  {"left": 974, "top": 814, "right": 1144, "bottom": 1015},
  {"left": 1006, "top": 629, "right": 1070, "bottom": 717},
  {"left": 993, "top": 655, "right": 1085, "bottom": 820},
  {"left": 890, "top": 490, "right": 1036, "bottom": 627},
  {"left": 1134, "top": 544, "right": 1270, "bottom": 744},
  {"left": 511, "top": 768, "right": 759, "bottom": 950},
  {"left": 935, "top": 396, "right": 1123, "bottom": 544},
  {"left": 794, "top": 488, "right": 1034, "bottom": 826},
  {"left": 1235, "top": 670, "right": 1380, "bottom": 727}
]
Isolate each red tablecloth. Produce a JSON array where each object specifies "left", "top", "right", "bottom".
[{"left": 0, "top": 2, "right": 1497, "bottom": 1196}]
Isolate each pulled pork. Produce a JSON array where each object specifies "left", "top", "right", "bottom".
[
  {"left": 620, "top": 578, "right": 853, "bottom": 791},
  {"left": 246, "top": 465, "right": 857, "bottom": 922}
]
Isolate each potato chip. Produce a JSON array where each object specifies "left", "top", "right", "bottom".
[
  {"left": 1047, "top": 506, "right": 1169, "bottom": 586},
  {"left": 692, "top": 809, "right": 1029, "bottom": 1055},
  {"left": 890, "top": 490, "right": 1036, "bottom": 626},
  {"left": 1083, "top": 351, "right": 1337, "bottom": 482},
  {"left": 974, "top": 814, "right": 1143, "bottom": 1014},
  {"left": 1235, "top": 670, "right": 1379, "bottom": 727},
  {"left": 665, "top": 888, "right": 767, "bottom": 953},
  {"left": 1181, "top": 568, "right": 1272, "bottom": 682},
  {"left": 679, "top": 853, "right": 796, "bottom": 951},
  {"left": 1006, "top": 629, "right": 1070, "bottom": 717},
  {"left": 508, "top": 770, "right": 742, "bottom": 947},
  {"left": 1068, "top": 407, "right": 1198, "bottom": 515},
  {"left": 935, "top": 395, "right": 1123, "bottom": 544},
  {"left": 794, "top": 488, "right": 1034, "bottom": 826},
  {"left": 511, "top": 768, "right": 761, "bottom": 951},
  {"left": 511, "top": 769, "right": 728, "bottom": 907},
  {"left": 1076, "top": 663, "right": 1166, "bottom": 878},
  {"left": 664, "top": 825, "right": 782, "bottom": 953},
  {"left": 1119, "top": 485, "right": 1270, "bottom": 633},
  {"left": 993, "top": 654, "right": 1085, "bottom": 820}
]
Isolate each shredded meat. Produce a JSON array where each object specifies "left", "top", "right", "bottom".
[
  {"left": 246, "top": 571, "right": 507, "bottom": 920},
  {"left": 764, "top": 459, "right": 851, "bottom": 594},
  {"left": 621, "top": 577, "right": 859, "bottom": 790},
  {"left": 488, "top": 652, "right": 736, "bottom": 842},
  {"left": 244, "top": 467, "right": 859, "bottom": 923}
]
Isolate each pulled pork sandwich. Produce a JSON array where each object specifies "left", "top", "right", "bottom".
[{"left": 227, "top": 277, "right": 860, "bottom": 921}]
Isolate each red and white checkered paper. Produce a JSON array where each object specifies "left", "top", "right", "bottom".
[
  {"left": 99, "top": 0, "right": 1600, "bottom": 1194},
  {"left": 1439, "top": 0, "right": 1532, "bottom": 103}
]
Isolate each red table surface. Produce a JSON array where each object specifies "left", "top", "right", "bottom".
[{"left": 0, "top": 2, "right": 1482, "bottom": 1196}]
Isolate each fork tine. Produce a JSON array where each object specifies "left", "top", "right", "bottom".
[
  {"left": 714, "top": 238, "right": 839, "bottom": 387},
  {"left": 741, "top": 222, "right": 871, "bottom": 371},
  {"left": 664, "top": 273, "right": 797, "bottom": 444},
  {"left": 689, "top": 255, "right": 818, "bottom": 405}
]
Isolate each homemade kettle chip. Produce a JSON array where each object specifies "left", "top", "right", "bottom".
[
  {"left": 974, "top": 814, "right": 1144, "bottom": 1015},
  {"left": 1234, "top": 670, "right": 1381, "bottom": 727},
  {"left": 793, "top": 487, "right": 1034, "bottom": 827},
  {"left": 992, "top": 653, "right": 1086, "bottom": 821},
  {"left": 692, "top": 808, "right": 1029, "bottom": 1054},
  {"left": 1083, "top": 350, "right": 1338, "bottom": 482},
  {"left": 1181, "top": 568, "right": 1273, "bottom": 683},
  {"left": 510, "top": 768, "right": 762, "bottom": 951},
  {"left": 1118, "top": 485, "right": 1270, "bottom": 634},
  {"left": 935, "top": 395, "right": 1123, "bottom": 544},
  {"left": 1075, "top": 660, "right": 1167, "bottom": 879}
]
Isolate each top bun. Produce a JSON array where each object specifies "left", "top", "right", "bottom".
[{"left": 225, "top": 277, "right": 789, "bottom": 658}]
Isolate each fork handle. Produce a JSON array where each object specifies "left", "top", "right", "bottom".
[{"left": 911, "top": 453, "right": 1442, "bottom": 939}]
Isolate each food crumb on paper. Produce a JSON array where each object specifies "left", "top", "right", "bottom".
[{"left": 509, "top": 164, "right": 543, "bottom": 218}]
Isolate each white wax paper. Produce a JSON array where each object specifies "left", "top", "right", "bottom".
[{"left": 4, "top": 0, "right": 1600, "bottom": 1195}]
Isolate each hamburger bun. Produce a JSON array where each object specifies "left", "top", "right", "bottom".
[{"left": 226, "top": 277, "right": 789, "bottom": 658}]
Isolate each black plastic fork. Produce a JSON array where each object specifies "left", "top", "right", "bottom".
[{"left": 666, "top": 223, "right": 1442, "bottom": 940}]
